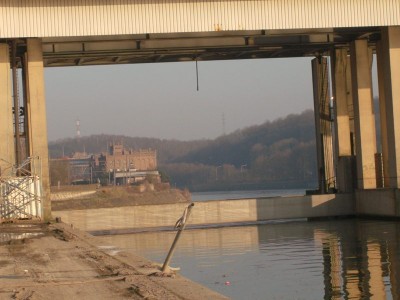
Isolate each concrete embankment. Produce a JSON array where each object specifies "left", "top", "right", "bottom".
[
  {"left": 51, "top": 190, "right": 97, "bottom": 201},
  {"left": 54, "top": 193, "right": 355, "bottom": 233},
  {"left": 0, "top": 221, "right": 228, "bottom": 300}
]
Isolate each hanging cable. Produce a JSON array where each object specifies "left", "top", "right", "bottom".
[{"left": 195, "top": 57, "right": 199, "bottom": 91}]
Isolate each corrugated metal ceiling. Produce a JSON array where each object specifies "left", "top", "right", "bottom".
[{"left": 0, "top": 0, "right": 398, "bottom": 38}]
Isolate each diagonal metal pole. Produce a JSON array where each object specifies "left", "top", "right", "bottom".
[{"left": 161, "top": 203, "right": 194, "bottom": 272}]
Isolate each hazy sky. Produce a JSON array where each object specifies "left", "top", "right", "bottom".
[{"left": 45, "top": 57, "right": 316, "bottom": 142}]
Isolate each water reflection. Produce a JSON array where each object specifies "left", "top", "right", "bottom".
[
  {"left": 99, "top": 219, "right": 400, "bottom": 299},
  {"left": 318, "top": 221, "right": 400, "bottom": 300}
]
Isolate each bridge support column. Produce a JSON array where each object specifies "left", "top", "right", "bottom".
[
  {"left": 331, "top": 48, "right": 354, "bottom": 192},
  {"left": 25, "top": 38, "right": 51, "bottom": 220},
  {"left": 312, "top": 57, "right": 335, "bottom": 193},
  {"left": 350, "top": 40, "right": 377, "bottom": 189},
  {"left": 376, "top": 41, "right": 390, "bottom": 187},
  {"left": 377, "top": 26, "right": 400, "bottom": 188},
  {"left": 0, "top": 43, "right": 15, "bottom": 175}
]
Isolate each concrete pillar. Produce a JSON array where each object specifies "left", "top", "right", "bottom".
[
  {"left": 378, "top": 26, "right": 400, "bottom": 188},
  {"left": 346, "top": 56, "right": 356, "bottom": 155},
  {"left": 312, "top": 57, "right": 335, "bottom": 193},
  {"left": 350, "top": 40, "right": 377, "bottom": 189},
  {"left": 332, "top": 49, "right": 352, "bottom": 157},
  {"left": 0, "top": 43, "right": 15, "bottom": 175},
  {"left": 331, "top": 48, "right": 354, "bottom": 192},
  {"left": 376, "top": 41, "right": 390, "bottom": 187},
  {"left": 25, "top": 38, "right": 51, "bottom": 220}
]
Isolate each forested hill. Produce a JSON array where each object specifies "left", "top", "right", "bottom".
[
  {"left": 162, "top": 110, "right": 317, "bottom": 190},
  {"left": 173, "top": 110, "right": 316, "bottom": 167},
  {"left": 49, "top": 110, "right": 318, "bottom": 190}
]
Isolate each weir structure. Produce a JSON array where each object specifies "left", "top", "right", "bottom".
[{"left": 0, "top": 1, "right": 399, "bottom": 220}]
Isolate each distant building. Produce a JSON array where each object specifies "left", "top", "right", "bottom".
[
  {"left": 50, "top": 151, "right": 94, "bottom": 186},
  {"left": 96, "top": 143, "right": 159, "bottom": 185},
  {"left": 49, "top": 143, "right": 159, "bottom": 186},
  {"left": 97, "top": 143, "right": 157, "bottom": 172},
  {"left": 69, "top": 152, "right": 94, "bottom": 184}
]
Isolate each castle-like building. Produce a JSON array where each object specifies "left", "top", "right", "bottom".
[
  {"left": 50, "top": 143, "right": 159, "bottom": 186},
  {"left": 94, "top": 143, "right": 159, "bottom": 185},
  {"left": 97, "top": 144, "right": 157, "bottom": 172}
]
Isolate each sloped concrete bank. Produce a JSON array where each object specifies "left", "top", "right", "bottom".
[
  {"left": 54, "top": 194, "right": 355, "bottom": 233},
  {"left": 0, "top": 221, "right": 228, "bottom": 300}
]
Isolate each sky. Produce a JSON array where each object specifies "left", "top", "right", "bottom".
[{"left": 44, "top": 57, "right": 316, "bottom": 142}]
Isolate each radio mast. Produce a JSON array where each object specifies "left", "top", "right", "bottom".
[{"left": 76, "top": 118, "right": 81, "bottom": 139}]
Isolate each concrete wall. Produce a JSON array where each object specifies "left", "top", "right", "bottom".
[
  {"left": 51, "top": 191, "right": 97, "bottom": 201},
  {"left": 54, "top": 194, "right": 355, "bottom": 232},
  {"left": 356, "top": 189, "right": 400, "bottom": 217}
]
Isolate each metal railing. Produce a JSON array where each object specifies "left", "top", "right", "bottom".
[{"left": 0, "top": 156, "right": 42, "bottom": 221}]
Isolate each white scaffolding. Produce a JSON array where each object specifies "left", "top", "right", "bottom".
[{"left": 0, "top": 156, "right": 42, "bottom": 221}]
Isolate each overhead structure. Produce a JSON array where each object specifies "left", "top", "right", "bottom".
[
  {"left": 0, "top": 0, "right": 399, "bottom": 219},
  {"left": 0, "top": 0, "right": 397, "bottom": 67}
]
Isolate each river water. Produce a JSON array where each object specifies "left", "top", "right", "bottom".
[{"left": 98, "top": 191, "right": 400, "bottom": 300}]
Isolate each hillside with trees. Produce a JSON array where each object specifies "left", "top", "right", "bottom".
[
  {"left": 162, "top": 110, "right": 317, "bottom": 190},
  {"left": 49, "top": 110, "right": 318, "bottom": 191}
]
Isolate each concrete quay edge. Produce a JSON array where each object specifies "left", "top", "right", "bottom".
[{"left": 0, "top": 221, "right": 228, "bottom": 300}]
